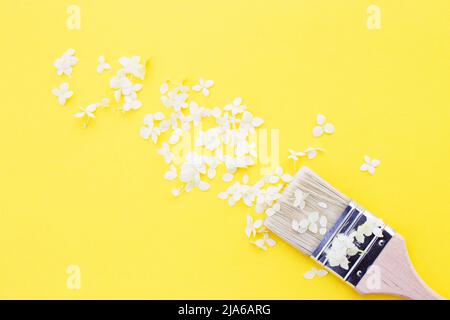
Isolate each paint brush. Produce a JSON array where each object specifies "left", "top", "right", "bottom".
[{"left": 265, "top": 166, "right": 444, "bottom": 300}]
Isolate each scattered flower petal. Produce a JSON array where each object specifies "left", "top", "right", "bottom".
[
  {"left": 360, "top": 155, "right": 381, "bottom": 175},
  {"left": 317, "top": 201, "right": 328, "bottom": 209},
  {"left": 222, "top": 172, "right": 234, "bottom": 182},
  {"left": 293, "top": 189, "right": 309, "bottom": 210},
  {"left": 171, "top": 188, "right": 181, "bottom": 197},
  {"left": 164, "top": 165, "right": 177, "bottom": 181},
  {"left": 313, "top": 114, "right": 334, "bottom": 137},
  {"left": 304, "top": 268, "right": 317, "bottom": 280},
  {"left": 97, "top": 55, "right": 111, "bottom": 74},
  {"left": 193, "top": 78, "right": 214, "bottom": 97},
  {"left": 54, "top": 48, "right": 78, "bottom": 76},
  {"left": 52, "top": 82, "right": 73, "bottom": 106},
  {"left": 119, "top": 56, "right": 146, "bottom": 80}
]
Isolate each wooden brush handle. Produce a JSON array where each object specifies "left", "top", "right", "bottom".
[{"left": 356, "top": 234, "right": 444, "bottom": 300}]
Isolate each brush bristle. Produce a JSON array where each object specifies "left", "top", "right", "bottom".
[{"left": 265, "top": 166, "right": 351, "bottom": 256}]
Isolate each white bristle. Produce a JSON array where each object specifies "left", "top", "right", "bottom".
[{"left": 265, "top": 166, "right": 351, "bottom": 256}]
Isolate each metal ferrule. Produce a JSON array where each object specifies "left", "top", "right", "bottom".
[{"left": 311, "top": 201, "right": 395, "bottom": 287}]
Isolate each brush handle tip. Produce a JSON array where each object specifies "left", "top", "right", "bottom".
[{"left": 355, "top": 234, "right": 444, "bottom": 300}]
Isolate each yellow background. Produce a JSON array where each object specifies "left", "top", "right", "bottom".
[{"left": 0, "top": 0, "right": 449, "bottom": 299}]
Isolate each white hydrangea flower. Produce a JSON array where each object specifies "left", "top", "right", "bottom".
[
  {"left": 110, "top": 72, "right": 142, "bottom": 102},
  {"left": 305, "top": 147, "right": 324, "bottom": 159},
  {"left": 123, "top": 95, "right": 142, "bottom": 112},
  {"left": 99, "top": 98, "right": 110, "bottom": 108},
  {"left": 140, "top": 114, "right": 162, "bottom": 143},
  {"left": 168, "top": 128, "right": 183, "bottom": 145},
  {"left": 259, "top": 185, "right": 283, "bottom": 207},
  {"left": 245, "top": 215, "right": 264, "bottom": 238},
  {"left": 161, "top": 91, "right": 189, "bottom": 112},
  {"left": 313, "top": 114, "right": 335, "bottom": 137},
  {"left": 222, "top": 172, "right": 234, "bottom": 183},
  {"left": 292, "top": 211, "right": 320, "bottom": 234},
  {"left": 317, "top": 201, "right": 328, "bottom": 209},
  {"left": 265, "top": 166, "right": 293, "bottom": 184},
  {"left": 293, "top": 189, "right": 309, "bottom": 210},
  {"left": 205, "top": 156, "right": 220, "bottom": 179},
  {"left": 239, "top": 111, "right": 264, "bottom": 132},
  {"left": 360, "top": 155, "right": 381, "bottom": 175},
  {"left": 288, "top": 149, "right": 305, "bottom": 161},
  {"left": 188, "top": 102, "right": 205, "bottom": 126},
  {"left": 252, "top": 232, "right": 276, "bottom": 250},
  {"left": 97, "top": 55, "right": 111, "bottom": 74},
  {"left": 304, "top": 267, "right": 328, "bottom": 280},
  {"left": 179, "top": 152, "right": 210, "bottom": 192},
  {"left": 224, "top": 97, "right": 246, "bottom": 116},
  {"left": 319, "top": 215, "right": 328, "bottom": 235},
  {"left": 164, "top": 165, "right": 177, "bottom": 181},
  {"left": 74, "top": 103, "right": 99, "bottom": 128},
  {"left": 265, "top": 203, "right": 280, "bottom": 217},
  {"left": 52, "top": 82, "right": 73, "bottom": 106},
  {"left": 326, "top": 234, "right": 359, "bottom": 270},
  {"left": 160, "top": 82, "right": 169, "bottom": 94},
  {"left": 74, "top": 103, "right": 97, "bottom": 119},
  {"left": 158, "top": 142, "right": 173, "bottom": 164},
  {"left": 119, "top": 56, "right": 146, "bottom": 80},
  {"left": 196, "top": 128, "right": 222, "bottom": 151},
  {"left": 351, "top": 218, "right": 384, "bottom": 243},
  {"left": 54, "top": 48, "right": 78, "bottom": 76},
  {"left": 193, "top": 78, "right": 214, "bottom": 97},
  {"left": 171, "top": 188, "right": 181, "bottom": 197}
]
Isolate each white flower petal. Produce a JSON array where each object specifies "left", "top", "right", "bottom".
[
  {"left": 218, "top": 192, "right": 229, "bottom": 200},
  {"left": 252, "top": 117, "right": 264, "bottom": 127},
  {"left": 306, "top": 149, "right": 317, "bottom": 159},
  {"left": 317, "top": 114, "right": 326, "bottom": 125},
  {"left": 222, "top": 172, "right": 234, "bottom": 182},
  {"left": 207, "top": 168, "right": 216, "bottom": 179},
  {"left": 253, "top": 239, "right": 267, "bottom": 250},
  {"left": 266, "top": 175, "right": 279, "bottom": 184},
  {"left": 153, "top": 112, "right": 165, "bottom": 121},
  {"left": 324, "top": 123, "right": 335, "bottom": 134},
  {"left": 228, "top": 197, "right": 237, "bottom": 206},
  {"left": 308, "top": 223, "right": 318, "bottom": 234},
  {"left": 160, "top": 83, "right": 169, "bottom": 94},
  {"left": 319, "top": 215, "right": 327, "bottom": 227},
  {"left": 199, "top": 181, "right": 210, "bottom": 191},
  {"left": 292, "top": 219, "right": 299, "bottom": 231},
  {"left": 171, "top": 188, "right": 181, "bottom": 197},
  {"left": 313, "top": 126, "right": 323, "bottom": 137},
  {"left": 308, "top": 211, "right": 319, "bottom": 222},
  {"left": 299, "top": 219, "right": 309, "bottom": 229},
  {"left": 304, "top": 269, "right": 316, "bottom": 280},
  {"left": 317, "top": 202, "right": 328, "bottom": 209},
  {"left": 253, "top": 219, "right": 263, "bottom": 229},
  {"left": 316, "top": 269, "right": 328, "bottom": 277},
  {"left": 266, "top": 237, "right": 276, "bottom": 247},
  {"left": 164, "top": 170, "right": 177, "bottom": 181},
  {"left": 360, "top": 163, "right": 369, "bottom": 172},
  {"left": 281, "top": 174, "right": 293, "bottom": 183}
]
